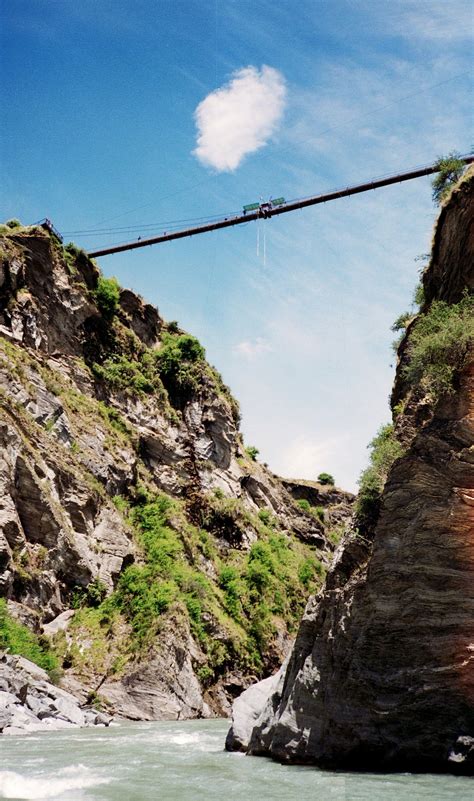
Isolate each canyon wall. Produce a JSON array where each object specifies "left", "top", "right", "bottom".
[{"left": 242, "top": 167, "right": 474, "bottom": 774}]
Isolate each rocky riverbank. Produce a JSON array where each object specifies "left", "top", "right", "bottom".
[{"left": 0, "top": 652, "right": 111, "bottom": 735}]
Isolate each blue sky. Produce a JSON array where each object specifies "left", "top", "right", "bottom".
[{"left": 1, "top": 0, "right": 473, "bottom": 491}]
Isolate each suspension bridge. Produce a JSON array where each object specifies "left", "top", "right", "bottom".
[{"left": 82, "top": 155, "right": 473, "bottom": 258}]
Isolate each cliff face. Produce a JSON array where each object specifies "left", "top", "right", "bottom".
[
  {"left": 243, "top": 168, "right": 474, "bottom": 773},
  {"left": 0, "top": 227, "right": 352, "bottom": 722}
]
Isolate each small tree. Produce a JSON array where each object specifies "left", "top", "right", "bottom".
[
  {"left": 431, "top": 153, "right": 466, "bottom": 205},
  {"left": 317, "top": 472, "right": 335, "bottom": 486},
  {"left": 245, "top": 445, "right": 259, "bottom": 462},
  {"left": 93, "top": 276, "right": 121, "bottom": 319},
  {"left": 5, "top": 218, "right": 22, "bottom": 229}
]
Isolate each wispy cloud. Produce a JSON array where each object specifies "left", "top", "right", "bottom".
[
  {"left": 234, "top": 337, "right": 273, "bottom": 359},
  {"left": 286, "top": 58, "right": 471, "bottom": 179},
  {"left": 385, "top": 0, "right": 474, "bottom": 42},
  {"left": 193, "top": 65, "right": 287, "bottom": 172}
]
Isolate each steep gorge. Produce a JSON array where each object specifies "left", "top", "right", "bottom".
[
  {"left": 0, "top": 225, "right": 352, "bottom": 723},
  {"left": 235, "top": 166, "right": 474, "bottom": 774}
]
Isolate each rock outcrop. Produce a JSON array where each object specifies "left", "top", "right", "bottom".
[
  {"left": 0, "top": 225, "right": 353, "bottom": 723},
  {"left": 0, "top": 652, "right": 111, "bottom": 734},
  {"left": 233, "top": 168, "right": 474, "bottom": 773}
]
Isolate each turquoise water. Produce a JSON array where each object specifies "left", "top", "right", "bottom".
[{"left": 0, "top": 719, "right": 472, "bottom": 801}]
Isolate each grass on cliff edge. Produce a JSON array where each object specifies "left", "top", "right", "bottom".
[
  {"left": 0, "top": 598, "right": 60, "bottom": 678},
  {"left": 404, "top": 293, "right": 474, "bottom": 401},
  {"left": 356, "top": 424, "right": 405, "bottom": 531},
  {"left": 356, "top": 294, "right": 473, "bottom": 531}
]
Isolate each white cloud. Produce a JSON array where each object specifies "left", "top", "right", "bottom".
[
  {"left": 193, "top": 65, "right": 287, "bottom": 172},
  {"left": 234, "top": 337, "right": 273, "bottom": 359}
]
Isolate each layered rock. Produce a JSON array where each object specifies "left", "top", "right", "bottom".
[{"left": 234, "top": 168, "right": 474, "bottom": 773}]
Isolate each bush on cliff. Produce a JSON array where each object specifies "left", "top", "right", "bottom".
[
  {"left": 431, "top": 153, "right": 466, "bottom": 204},
  {"left": 93, "top": 276, "right": 121, "bottom": 319},
  {"left": 404, "top": 293, "right": 474, "bottom": 400},
  {"left": 155, "top": 332, "right": 206, "bottom": 408},
  {"left": 92, "top": 353, "right": 162, "bottom": 396},
  {"left": 245, "top": 445, "right": 259, "bottom": 462},
  {"left": 317, "top": 472, "right": 335, "bottom": 486},
  {"left": 356, "top": 424, "right": 405, "bottom": 530}
]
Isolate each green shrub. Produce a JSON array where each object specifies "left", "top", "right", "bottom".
[
  {"left": 391, "top": 278, "right": 426, "bottom": 353},
  {"left": 157, "top": 333, "right": 205, "bottom": 372},
  {"left": 86, "top": 578, "right": 108, "bottom": 606},
  {"left": 155, "top": 333, "right": 205, "bottom": 407},
  {"left": 113, "top": 565, "right": 176, "bottom": 641},
  {"left": 391, "top": 312, "right": 412, "bottom": 333},
  {"left": 92, "top": 354, "right": 164, "bottom": 396},
  {"left": 315, "top": 506, "right": 325, "bottom": 522},
  {"left": 245, "top": 445, "right": 259, "bottom": 461},
  {"left": 93, "top": 276, "right": 121, "bottom": 319},
  {"left": 246, "top": 558, "right": 271, "bottom": 593},
  {"left": 413, "top": 281, "right": 425, "bottom": 308},
  {"left": 317, "top": 472, "right": 334, "bottom": 486},
  {"left": 356, "top": 424, "right": 405, "bottom": 529},
  {"left": 201, "top": 495, "right": 247, "bottom": 545},
  {"left": 0, "top": 598, "right": 59, "bottom": 676},
  {"left": 108, "top": 495, "right": 215, "bottom": 646},
  {"left": 196, "top": 665, "right": 214, "bottom": 685},
  {"left": 5, "top": 219, "right": 22, "bottom": 229},
  {"left": 432, "top": 153, "right": 466, "bottom": 204},
  {"left": 98, "top": 402, "right": 130, "bottom": 435},
  {"left": 219, "top": 566, "right": 245, "bottom": 621},
  {"left": 296, "top": 498, "right": 324, "bottom": 522},
  {"left": 296, "top": 498, "right": 311, "bottom": 513},
  {"left": 298, "top": 557, "right": 320, "bottom": 587},
  {"left": 249, "top": 601, "right": 274, "bottom": 652},
  {"left": 403, "top": 294, "right": 474, "bottom": 400}
]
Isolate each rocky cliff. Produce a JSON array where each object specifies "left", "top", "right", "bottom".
[
  {"left": 233, "top": 167, "right": 474, "bottom": 773},
  {"left": 0, "top": 224, "right": 352, "bottom": 723}
]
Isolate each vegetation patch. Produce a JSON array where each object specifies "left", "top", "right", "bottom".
[
  {"left": 0, "top": 598, "right": 59, "bottom": 678},
  {"left": 58, "top": 488, "right": 327, "bottom": 681},
  {"left": 317, "top": 472, "right": 334, "bottom": 486},
  {"left": 296, "top": 498, "right": 325, "bottom": 522},
  {"left": 245, "top": 445, "right": 259, "bottom": 462},
  {"left": 92, "top": 276, "right": 121, "bottom": 319},
  {"left": 356, "top": 424, "right": 405, "bottom": 531},
  {"left": 154, "top": 332, "right": 205, "bottom": 409},
  {"left": 92, "top": 353, "right": 167, "bottom": 398},
  {"left": 431, "top": 153, "right": 467, "bottom": 205},
  {"left": 403, "top": 293, "right": 474, "bottom": 401}
]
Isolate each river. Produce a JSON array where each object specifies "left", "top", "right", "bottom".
[{"left": 0, "top": 720, "right": 472, "bottom": 800}]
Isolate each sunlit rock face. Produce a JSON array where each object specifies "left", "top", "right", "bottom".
[{"left": 245, "top": 169, "right": 474, "bottom": 774}]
